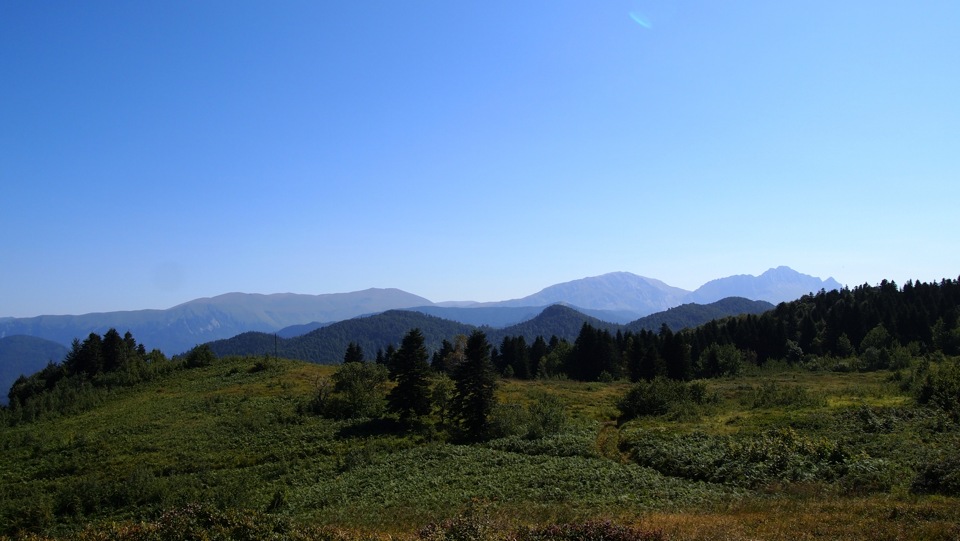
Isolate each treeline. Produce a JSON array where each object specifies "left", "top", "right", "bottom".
[
  {"left": 464, "top": 278, "right": 960, "bottom": 383},
  {"left": 3, "top": 330, "right": 182, "bottom": 424}
]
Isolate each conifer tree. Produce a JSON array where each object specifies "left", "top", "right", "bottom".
[
  {"left": 452, "top": 330, "right": 497, "bottom": 441},
  {"left": 387, "top": 329, "right": 432, "bottom": 424},
  {"left": 343, "top": 341, "right": 365, "bottom": 364}
]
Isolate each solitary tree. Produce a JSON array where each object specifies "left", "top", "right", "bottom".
[
  {"left": 387, "top": 329, "right": 433, "bottom": 424},
  {"left": 452, "top": 330, "right": 498, "bottom": 441}
]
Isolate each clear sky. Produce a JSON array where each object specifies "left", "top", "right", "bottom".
[{"left": 2, "top": 1, "right": 958, "bottom": 317}]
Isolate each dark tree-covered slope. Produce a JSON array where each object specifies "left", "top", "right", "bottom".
[
  {"left": 488, "top": 305, "right": 621, "bottom": 344},
  {"left": 206, "top": 310, "right": 476, "bottom": 364},
  {"left": 624, "top": 297, "right": 774, "bottom": 333}
]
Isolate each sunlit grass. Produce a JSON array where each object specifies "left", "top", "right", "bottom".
[{"left": 2, "top": 355, "right": 958, "bottom": 540}]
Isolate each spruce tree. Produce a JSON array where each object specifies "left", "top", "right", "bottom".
[
  {"left": 343, "top": 341, "right": 365, "bottom": 364},
  {"left": 386, "top": 329, "right": 432, "bottom": 424},
  {"left": 452, "top": 330, "right": 497, "bottom": 441}
]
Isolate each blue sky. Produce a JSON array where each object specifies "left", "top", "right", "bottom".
[{"left": 2, "top": 1, "right": 958, "bottom": 317}]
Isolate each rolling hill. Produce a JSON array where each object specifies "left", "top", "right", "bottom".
[
  {"left": 623, "top": 297, "right": 774, "bottom": 333},
  {"left": 206, "top": 310, "right": 476, "bottom": 364}
]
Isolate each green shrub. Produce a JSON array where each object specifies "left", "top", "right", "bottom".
[
  {"left": 916, "top": 358, "right": 960, "bottom": 420},
  {"left": 184, "top": 344, "right": 216, "bottom": 368},
  {"left": 622, "top": 427, "right": 851, "bottom": 488},
  {"left": 911, "top": 452, "right": 960, "bottom": 496},
  {"left": 487, "top": 403, "right": 530, "bottom": 439},
  {"left": 743, "top": 382, "right": 826, "bottom": 409},
  {"left": 525, "top": 392, "right": 567, "bottom": 439},
  {"left": 617, "top": 378, "right": 708, "bottom": 421},
  {"left": 307, "top": 362, "right": 389, "bottom": 420}
]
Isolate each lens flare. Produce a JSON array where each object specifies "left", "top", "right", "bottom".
[{"left": 629, "top": 12, "right": 652, "bottom": 29}]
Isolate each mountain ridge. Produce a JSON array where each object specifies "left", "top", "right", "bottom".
[{"left": 0, "top": 267, "right": 840, "bottom": 355}]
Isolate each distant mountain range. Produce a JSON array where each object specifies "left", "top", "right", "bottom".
[
  {"left": 208, "top": 299, "right": 774, "bottom": 365},
  {"left": 0, "top": 288, "right": 431, "bottom": 356},
  {"left": 0, "top": 266, "right": 838, "bottom": 357}
]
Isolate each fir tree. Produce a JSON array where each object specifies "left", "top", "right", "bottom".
[
  {"left": 452, "top": 330, "right": 497, "bottom": 441},
  {"left": 386, "top": 329, "right": 432, "bottom": 424}
]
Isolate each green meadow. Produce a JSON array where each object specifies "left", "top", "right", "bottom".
[{"left": 2, "top": 351, "right": 959, "bottom": 540}]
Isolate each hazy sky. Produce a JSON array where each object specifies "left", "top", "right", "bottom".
[{"left": 2, "top": 1, "right": 958, "bottom": 317}]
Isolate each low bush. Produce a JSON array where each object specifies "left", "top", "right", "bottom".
[
  {"left": 742, "top": 382, "right": 826, "bottom": 409},
  {"left": 911, "top": 452, "right": 960, "bottom": 496},
  {"left": 617, "top": 378, "right": 709, "bottom": 422},
  {"left": 622, "top": 427, "right": 852, "bottom": 488}
]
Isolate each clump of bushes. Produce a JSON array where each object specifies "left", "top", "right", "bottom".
[
  {"left": 742, "top": 382, "right": 826, "bottom": 409},
  {"left": 621, "top": 427, "right": 857, "bottom": 489},
  {"left": 487, "top": 392, "right": 568, "bottom": 440},
  {"left": 915, "top": 357, "right": 960, "bottom": 420},
  {"left": 303, "top": 362, "right": 389, "bottom": 420},
  {"left": 616, "top": 378, "right": 710, "bottom": 422},
  {"left": 911, "top": 452, "right": 960, "bottom": 496}
]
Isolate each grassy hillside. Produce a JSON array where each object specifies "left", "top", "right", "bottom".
[{"left": 2, "top": 351, "right": 959, "bottom": 540}]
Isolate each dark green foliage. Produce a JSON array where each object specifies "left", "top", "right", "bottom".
[
  {"left": 492, "top": 304, "right": 619, "bottom": 344},
  {"left": 343, "top": 341, "right": 365, "bottom": 364},
  {"left": 488, "top": 392, "right": 568, "bottom": 440},
  {"left": 932, "top": 317, "right": 960, "bottom": 355},
  {"left": 495, "top": 335, "right": 531, "bottom": 379},
  {"left": 617, "top": 378, "right": 709, "bottom": 421},
  {"left": 623, "top": 297, "right": 773, "bottom": 333},
  {"left": 207, "top": 310, "right": 475, "bottom": 364},
  {"left": 915, "top": 357, "right": 960, "bottom": 419},
  {"left": 526, "top": 392, "right": 568, "bottom": 439},
  {"left": 911, "top": 451, "right": 960, "bottom": 496},
  {"left": 184, "top": 344, "right": 215, "bottom": 368},
  {"left": 622, "top": 427, "right": 852, "bottom": 488},
  {"left": 696, "top": 343, "right": 743, "bottom": 377},
  {"left": 5, "top": 330, "right": 168, "bottom": 424},
  {"left": 309, "top": 361, "right": 389, "bottom": 419},
  {"left": 452, "top": 330, "right": 498, "bottom": 441},
  {"left": 566, "top": 324, "right": 621, "bottom": 382},
  {"left": 387, "top": 329, "right": 433, "bottom": 424},
  {"left": 742, "top": 382, "right": 826, "bottom": 409}
]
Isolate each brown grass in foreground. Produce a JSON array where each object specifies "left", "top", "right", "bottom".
[{"left": 638, "top": 496, "right": 960, "bottom": 541}]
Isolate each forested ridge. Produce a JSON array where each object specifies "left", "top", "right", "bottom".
[{"left": 481, "top": 278, "right": 960, "bottom": 383}]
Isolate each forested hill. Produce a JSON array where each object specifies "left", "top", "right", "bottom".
[
  {"left": 706, "top": 278, "right": 960, "bottom": 363},
  {"left": 624, "top": 297, "right": 774, "bottom": 333},
  {"left": 206, "top": 310, "right": 476, "bottom": 364},
  {"left": 487, "top": 304, "right": 619, "bottom": 343},
  {"left": 486, "top": 278, "right": 960, "bottom": 383},
  {"left": 204, "top": 298, "right": 781, "bottom": 365}
]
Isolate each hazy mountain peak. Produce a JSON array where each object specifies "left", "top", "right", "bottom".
[
  {"left": 687, "top": 266, "right": 841, "bottom": 305},
  {"left": 496, "top": 272, "right": 690, "bottom": 316}
]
